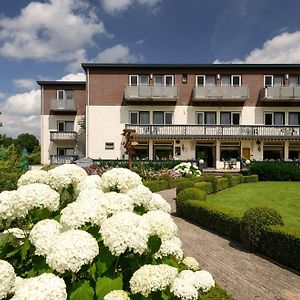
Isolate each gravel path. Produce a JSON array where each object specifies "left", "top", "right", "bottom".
[{"left": 158, "top": 189, "right": 300, "bottom": 300}]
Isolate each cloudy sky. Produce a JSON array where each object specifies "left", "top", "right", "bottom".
[{"left": 0, "top": 0, "right": 300, "bottom": 138}]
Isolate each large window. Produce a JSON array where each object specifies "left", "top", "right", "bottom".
[
  {"left": 57, "top": 90, "right": 74, "bottom": 100},
  {"left": 196, "top": 112, "right": 216, "bottom": 125},
  {"left": 196, "top": 75, "right": 216, "bottom": 87},
  {"left": 264, "top": 75, "right": 283, "bottom": 87},
  {"left": 129, "top": 75, "right": 149, "bottom": 86},
  {"left": 289, "top": 75, "right": 300, "bottom": 86},
  {"left": 57, "top": 121, "right": 74, "bottom": 131},
  {"left": 130, "top": 111, "right": 150, "bottom": 124},
  {"left": 220, "top": 112, "right": 240, "bottom": 125},
  {"left": 289, "top": 112, "right": 300, "bottom": 125},
  {"left": 220, "top": 75, "right": 241, "bottom": 87},
  {"left": 57, "top": 148, "right": 74, "bottom": 156},
  {"left": 264, "top": 112, "right": 285, "bottom": 125},
  {"left": 153, "top": 75, "right": 174, "bottom": 86},
  {"left": 153, "top": 111, "right": 173, "bottom": 124}
]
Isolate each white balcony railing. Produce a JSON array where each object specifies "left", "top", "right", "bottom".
[
  {"left": 50, "top": 99, "right": 77, "bottom": 111},
  {"left": 125, "top": 85, "right": 178, "bottom": 100},
  {"left": 50, "top": 131, "right": 78, "bottom": 141},
  {"left": 50, "top": 155, "right": 77, "bottom": 165},
  {"left": 262, "top": 87, "right": 300, "bottom": 100},
  {"left": 193, "top": 86, "right": 249, "bottom": 100},
  {"left": 125, "top": 124, "right": 300, "bottom": 139}
]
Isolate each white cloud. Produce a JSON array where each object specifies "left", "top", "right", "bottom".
[
  {"left": 0, "top": 72, "right": 87, "bottom": 138},
  {"left": 0, "top": 91, "right": 6, "bottom": 99},
  {"left": 101, "top": 0, "right": 162, "bottom": 14},
  {"left": 13, "top": 78, "right": 37, "bottom": 90},
  {"left": 214, "top": 31, "right": 300, "bottom": 64},
  {"left": 0, "top": 0, "right": 106, "bottom": 63},
  {"left": 92, "top": 44, "right": 142, "bottom": 63}
]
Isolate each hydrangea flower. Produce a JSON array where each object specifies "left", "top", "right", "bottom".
[
  {"left": 182, "top": 257, "right": 200, "bottom": 271},
  {"left": 17, "top": 170, "right": 49, "bottom": 187},
  {"left": 194, "top": 270, "right": 215, "bottom": 292},
  {"left": 143, "top": 210, "right": 178, "bottom": 239},
  {"left": 130, "top": 264, "right": 178, "bottom": 297},
  {"left": 104, "top": 290, "right": 130, "bottom": 300},
  {"left": 100, "top": 211, "right": 150, "bottom": 256},
  {"left": 173, "top": 162, "right": 201, "bottom": 176},
  {"left": 12, "top": 273, "right": 67, "bottom": 300},
  {"left": 46, "top": 230, "right": 99, "bottom": 273},
  {"left": 0, "top": 260, "right": 16, "bottom": 299},
  {"left": 155, "top": 236, "right": 183, "bottom": 260},
  {"left": 75, "top": 175, "right": 103, "bottom": 195},
  {"left": 101, "top": 168, "right": 142, "bottom": 192},
  {"left": 29, "top": 219, "right": 62, "bottom": 256},
  {"left": 0, "top": 191, "right": 22, "bottom": 220},
  {"left": 125, "top": 185, "right": 152, "bottom": 208},
  {"left": 100, "top": 192, "right": 134, "bottom": 216},
  {"left": 45, "top": 173, "right": 72, "bottom": 191},
  {"left": 147, "top": 193, "right": 171, "bottom": 213}
]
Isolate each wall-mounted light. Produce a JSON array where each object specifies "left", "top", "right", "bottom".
[
  {"left": 182, "top": 74, "right": 188, "bottom": 84},
  {"left": 150, "top": 74, "right": 153, "bottom": 80},
  {"left": 217, "top": 74, "right": 220, "bottom": 80},
  {"left": 285, "top": 74, "right": 289, "bottom": 80}
]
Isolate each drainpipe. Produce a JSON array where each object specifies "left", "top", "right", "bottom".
[
  {"left": 86, "top": 68, "right": 90, "bottom": 158},
  {"left": 40, "top": 85, "right": 45, "bottom": 164}
]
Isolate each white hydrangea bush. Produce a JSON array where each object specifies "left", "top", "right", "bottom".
[
  {"left": 0, "top": 165, "right": 217, "bottom": 300},
  {"left": 173, "top": 162, "right": 201, "bottom": 176}
]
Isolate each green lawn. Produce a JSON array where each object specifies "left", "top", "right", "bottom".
[{"left": 206, "top": 182, "right": 300, "bottom": 229}]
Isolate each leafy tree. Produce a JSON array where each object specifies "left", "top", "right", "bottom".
[
  {"left": 14, "top": 133, "right": 39, "bottom": 153},
  {"left": 0, "top": 134, "right": 14, "bottom": 148}
]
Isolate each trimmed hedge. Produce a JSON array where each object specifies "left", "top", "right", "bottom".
[
  {"left": 201, "top": 284, "right": 234, "bottom": 299},
  {"left": 194, "top": 182, "right": 213, "bottom": 194},
  {"left": 177, "top": 188, "right": 206, "bottom": 202},
  {"left": 217, "top": 178, "right": 229, "bottom": 191},
  {"left": 261, "top": 225, "right": 300, "bottom": 271},
  {"left": 143, "top": 180, "right": 169, "bottom": 192},
  {"left": 192, "top": 176, "right": 205, "bottom": 182},
  {"left": 203, "top": 175, "right": 219, "bottom": 193},
  {"left": 176, "top": 199, "right": 242, "bottom": 242},
  {"left": 174, "top": 180, "right": 195, "bottom": 194},
  {"left": 243, "top": 175, "right": 259, "bottom": 183},
  {"left": 240, "top": 207, "right": 284, "bottom": 251},
  {"left": 249, "top": 161, "right": 300, "bottom": 181}
]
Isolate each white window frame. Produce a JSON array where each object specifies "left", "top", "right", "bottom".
[
  {"left": 231, "top": 75, "right": 241, "bottom": 87},
  {"left": 129, "top": 75, "right": 139, "bottom": 86},
  {"left": 153, "top": 111, "right": 173, "bottom": 125},
  {"left": 264, "top": 112, "right": 285, "bottom": 126},
  {"left": 196, "top": 112, "right": 204, "bottom": 125},
  {"left": 196, "top": 75, "right": 205, "bottom": 87},
  {"left": 57, "top": 90, "right": 65, "bottom": 100},
  {"left": 164, "top": 75, "right": 174, "bottom": 86},
  {"left": 220, "top": 111, "right": 241, "bottom": 125},
  {"left": 129, "top": 111, "right": 150, "bottom": 124},
  {"left": 154, "top": 75, "right": 164, "bottom": 86},
  {"left": 220, "top": 75, "right": 231, "bottom": 87},
  {"left": 264, "top": 75, "right": 274, "bottom": 88},
  {"left": 57, "top": 121, "right": 74, "bottom": 132},
  {"left": 129, "top": 111, "right": 139, "bottom": 124}
]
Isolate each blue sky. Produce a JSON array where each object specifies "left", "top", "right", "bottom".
[{"left": 0, "top": 0, "right": 300, "bottom": 138}]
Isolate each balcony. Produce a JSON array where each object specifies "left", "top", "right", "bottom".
[
  {"left": 124, "top": 85, "right": 178, "bottom": 101},
  {"left": 261, "top": 86, "right": 300, "bottom": 101},
  {"left": 50, "top": 99, "right": 77, "bottom": 111},
  {"left": 50, "top": 131, "right": 78, "bottom": 141},
  {"left": 50, "top": 155, "right": 78, "bottom": 165},
  {"left": 125, "top": 124, "right": 300, "bottom": 139},
  {"left": 193, "top": 86, "right": 249, "bottom": 101}
]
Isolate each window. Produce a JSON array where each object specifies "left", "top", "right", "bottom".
[
  {"left": 196, "top": 75, "right": 216, "bottom": 87},
  {"left": 57, "top": 121, "right": 74, "bottom": 131},
  {"left": 231, "top": 75, "right": 241, "bottom": 87},
  {"left": 289, "top": 112, "right": 300, "bottom": 125},
  {"left": 129, "top": 75, "right": 149, "bottom": 86},
  {"left": 220, "top": 112, "right": 240, "bottom": 125},
  {"left": 57, "top": 148, "right": 74, "bottom": 156},
  {"left": 105, "top": 142, "right": 114, "bottom": 150},
  {"left": 130, "top": 111, "right": 150, "bottom": 124},
  {"left": 289, "top": 75, "right": 300, "bottom": 87},
  {"left": 57, "top": 90, "right": 73, "bottom": 100},
  {"left": 153, "top": 75, "right": 174, "bottom": 86},
  {"left": 221, "top": 75, "right": 230, "bottom": 87},
  {"left": 153, "top": 111, "right": 173, "bottom": 124},
  {"left": 196, "top": 75, "right": 205, "bottom": 87},
  {"left": 154, "top": 75, "right": 164, "bottom": 86},
  {"left": 165, "top": 75, "right": 174, "bottom": 86},
  {"left": 140, "top": 75, "right": 149, "bottom": 86},
  {"left": 196, "top": 112, "right": 216, "bottom": 125},
  {"left": 264, "top": 75, "right": 283, "bottom": 87},
  {"left": 264, "top": 112, "right": 285, "bottom": 125},
  {"left": 129, "top": 75, "right": 138, "bottom": 86}
]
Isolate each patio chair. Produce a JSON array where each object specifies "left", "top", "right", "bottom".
[{"left": 229, "top": 158, "right": 237, "bottom": 169}]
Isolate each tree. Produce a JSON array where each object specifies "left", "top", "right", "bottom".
[
  {"left": 14, "top": 133, "right": 39, "bottom": 153},
  {"left": 0, "top": 134, "right": 14, "bottom": 148}
]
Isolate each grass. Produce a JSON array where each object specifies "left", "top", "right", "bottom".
[{"left": 206, "top": 182, "right": 300, "bottom": 229}]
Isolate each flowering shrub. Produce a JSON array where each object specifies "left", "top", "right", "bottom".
[
  {"left": 0, "top": 164, "right": 215, "bottom": 299},
  {"left": 173, "top": 162, "right": 201, "bottom": 177}
]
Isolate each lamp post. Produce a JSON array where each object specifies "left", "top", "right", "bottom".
[{"left": 121, "top": 129, "right": 138, "bottom": 170}]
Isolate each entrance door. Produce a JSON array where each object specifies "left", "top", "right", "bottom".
[
  {"left": 196, "top": 145, "right": 215, "bottom": 168},
  {"left": 242, "top": 148, "right": 250, "bottom": 160}
]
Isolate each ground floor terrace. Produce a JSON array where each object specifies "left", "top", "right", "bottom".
[{"left": 126, "top": 124, "right": 300, "bottom": 169}]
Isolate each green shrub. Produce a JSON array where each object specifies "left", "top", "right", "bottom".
[
  {"left": 249, "top": 161, "right": 300, "bottom": 181},
  {"left": 232, "top": 173, "right": 244, "bottom": 184},
  {"left": 261, "top": 225, "right": 300, "bottom": 271},
  {"left": 203, "top": 175, "right": 219, "bottom": 193},
  {"left": 143, "top": 180, "right": 168, "bottom": 192},
  {"left": 177, "top": 188, "right": 206, "bottom": 202},
  {"left": 192, "top": 176, "right": 205, "bottom": 182},
  {"left": 240, "top": 207, "right": 284, "bottom": 251},
  {"left": 222, "top": 173, "right": 234, "bottom": 187},
  {"left": 194, "top": 182, "right": 213, "bottom": 194},
  {"left": 158, "top": 173, "right": 172, "bottom": 187},
  {"left": 243, "top": 175, "right": 259, "bottom": 183},
  {"left": 176, "top": 199, "right": 242, "bottom": 242},
  {"left": 201, "top": 284, "right": 234, "bottom": 299},
  {"left": 217, "top": 178, "right": 229, "bottom": 191},
  {"left": 174, "top": 180, "right": 195, "bottom": 194}
]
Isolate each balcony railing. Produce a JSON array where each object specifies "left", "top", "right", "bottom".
[
  {"left": 261, "top": 87, "right": 300, "bottom": 101},
  {"left": 125, "top": 85, "right": 178, "bottom": 100},
  {"left": 50, "top": 131, "right": 78, "bottom": 141},
  {"left": 50, "top": 155, "right": 78, "bottom": 165},
  {"left": 193, "top": 86, "right": 249, "bottom": 101},
  {"left": 50, "top": 99, "right": 77, "bottom": 111},
  {"left": 125, "top": 124, "right": 300, "bottom": 139}
]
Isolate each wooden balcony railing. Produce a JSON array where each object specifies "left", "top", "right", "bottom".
[
  {"left": 125, "top": 85, "right": 178, "bottom": 100},
  {"left": 50, "top": 155, "right": 78, "bottom": 165},
  {"left": 50, "top": 131, "right": 78, "bottom": 141},
  {"left": 193, "top": 86, "right": 249, "bottom": 101},
  {"left": 125, "top": 124, "right": 300, "bottom": 139},
  {"left": 261, "top": 87, "right": 300, "bottom": 101},
  {"left": 50, "top": 99, "right": 77, "bottom": 111}
]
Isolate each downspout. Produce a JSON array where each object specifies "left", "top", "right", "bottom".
[
  {"left": 40, "top": 85, "right": 45, "bottom": 164},
  {"left": 86, "top": 68, "right": 90, "bottom": 158}
]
